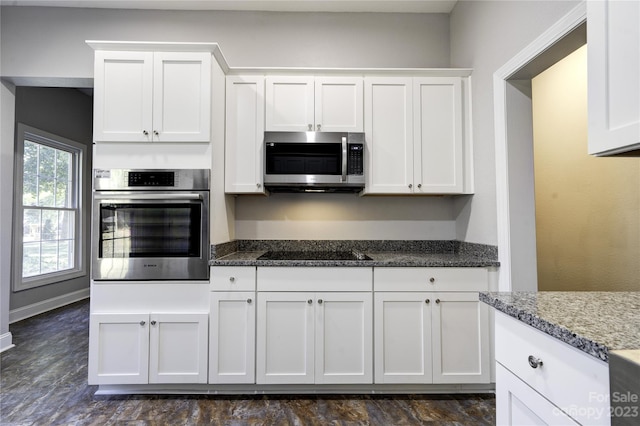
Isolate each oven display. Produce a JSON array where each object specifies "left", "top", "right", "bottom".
[{"left": 128, "top": 171, "right": 175, "bottom": 187}]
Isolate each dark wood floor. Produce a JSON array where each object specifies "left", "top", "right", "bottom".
[{"left": 0, "top": 299, "right": 496, "bottom": 425}]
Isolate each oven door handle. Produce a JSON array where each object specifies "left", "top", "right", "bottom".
[{"left": 94, "top": 193, "right": 203, "bottom": 201}]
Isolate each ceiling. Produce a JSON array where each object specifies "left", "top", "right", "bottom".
[{"left": 0, "top": 0, "right": 458, "bottom": 13}]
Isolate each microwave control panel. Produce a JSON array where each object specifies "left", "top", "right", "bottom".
[{"left": 347, "top": 144, "right": 364, "bottom": 175}]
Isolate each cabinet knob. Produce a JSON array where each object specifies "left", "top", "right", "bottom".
[
  {"left": 435, "top": 299, "right": 441, "bottom": 304},
  {"left": 142, "top": 130, "right": 149, "bottom": 136},
  {"left": 417, "top": 184, "right": 422, "bottom": 189},
  {"left": 256, "top": 183, "right": 262, "bottom": 188},
  {"left": 308, "top": 124, "right": 313, "bottom": 131},
  {"left": 229, "top": 276, "right": 235, "bottom": 282},
  {"left": 318, "top": 299, "right": 323, "bottom": 304},
  {"left": 247, "top": 298, "right": 252, "bottom": 304},
  {"left": 408, "top": 184, "right": 413, "bottom": 189},
  {"left": 317, "top": 124, "right": 321, "bottom": 131},
  {"left": 308, "top": 299, "right": 313, "bottom": 304},
  {"left": 429, "top": 277, "right": 435, "bottom": 283},
  {"left": 425, "top": 299, "right": 430, "bottom": 304},
  {"left": 140, "top": 321, "right": 146, "bottom": 326},
  {"left": 528, "top": 355, "right": 543, "bottom": 369},
  {"left": 150, "top": 320, "right": 157, "bottom": 326},
  {"left": 153, "top": 130, "right": 159, "bottom": 136}
]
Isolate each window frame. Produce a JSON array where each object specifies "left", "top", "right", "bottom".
[{"left": 12, "top": 123, "right": 87, "bottom": 291}]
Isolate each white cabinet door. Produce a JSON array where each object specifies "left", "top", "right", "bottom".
[
  {"left": 93, "top": 50, "right": 211, "bottom": 143},
  {"left": 256, "top": 292, "right": 315, "bottom": 384},
  {"left": 315, "top": 77, "right": 364, "bottom": 132},
  {"left": 152, "top": 52, "right": 211, "bottom": 142},
  {"left": 413, "top": 77, "right": 463, "bottom": 193},
  {"left": 265, "top": 76, "right": 315, "bottom": 131},
  {"left": 431, "top": 292, "right": 490, "bottom": 384},
  {"left": 148, "top": 312, "right": 208, "bottom": 384},
  {"left": 315, "top": 292, "right": 372, "bottom": 384},
  {"left": 588, "top": 0, "right": 640, "bottom": 155},
  {"left": 364, "top": 77, "right": 414, "bottom": 194},
  {"left": 496, "top": 363, "right": 579, "bottom": 426},
  {"left": 209, "top": 292, "right": 256, "bottom": 384},
  {"left": 93, "top": 51, "right": 153, "bottom": 142},
  {"left": 374, "top": 292, "right": 432, "bottom": 384},
  {"left": 88, "top": 313, "right": 150, "bottom": 385},
  {"left": 225, "top": 76, "right": 265, "bottom": 194}
]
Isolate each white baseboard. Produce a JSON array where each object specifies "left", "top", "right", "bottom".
[
  {"left": 0, "top": 332, "right": 15, "bottom": 353},
  {"left": 9, "top": 288, "right": 90, "bottom": 324}
]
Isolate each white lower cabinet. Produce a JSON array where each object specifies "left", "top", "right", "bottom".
[
  {"left": 256, "top": 291, "right": 373, "bottom": 385},
  {"left": 209, "top": 292, "right": 256, "bottom": 384},
  {"left": 89, "top": 312, "right": 208, "bottom": 385},
  {"left": 374, "top": 267, "right": 491, "bottom": 384},
  {"left": 495, "top": 311, "right": 610, "bottom": 426}
]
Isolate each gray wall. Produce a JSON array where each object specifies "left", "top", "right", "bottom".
[
  {"left": 450, "top": 0, "right": 581, "bottom": 245},
  {"left": 11, "top": 87, "right": 93, "bottom": 311}
]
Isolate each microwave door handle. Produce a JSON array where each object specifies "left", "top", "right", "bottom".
[{"left": 341, "top": 136, "right": 347, "bottom": 182}]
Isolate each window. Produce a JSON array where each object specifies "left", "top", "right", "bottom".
[{"left": 13, "top": 124, "right": 86, "bottom": 291}]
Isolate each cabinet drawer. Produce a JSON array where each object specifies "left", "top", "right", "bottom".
[
  {"left": 257, "top": 267, "right": 372, "bottom": 292},
  {"left": 211, "top": 267, "right": 256, "bottom": 291},
  {"left": 374, "top": 267, "right": 488, "bottom": 292},
  {"left": 495, "top": 311, "right": 610, "bottom": 426}
]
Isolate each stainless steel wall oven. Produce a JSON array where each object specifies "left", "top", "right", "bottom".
[{"left": 92, "top": 169, "right": 210, "bottom": 281}]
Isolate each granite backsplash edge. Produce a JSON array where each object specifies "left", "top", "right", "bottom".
[{"left": 211, "top": 240, "right": 498, "bottom": 261}]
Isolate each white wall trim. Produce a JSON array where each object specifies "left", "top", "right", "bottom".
[
  {"left": 493, "top": 1, "right": 587, "bottom": 291},
  {"left": 0, "top": 332, "right": 15, "bottom": 353},
  {"left": 9, "top": 288, "right": 90, "bottom": 324}
]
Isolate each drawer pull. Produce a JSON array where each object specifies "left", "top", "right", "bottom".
[
  {"left": 247, "top": 298, "right": 252, "bottom": 304},
  {"left": 229, "top": 276, "right": 235, "bottom": 282},
  {"left": 528, "top": 355, "right": 543, "bottom": 369},
  {"left": 429, "top": 277, "right": 435, "bottom": 283},
  {"left": 308, "top": 299, "right": 313, "bottom": 304},
  {"left": 425, "top": 299, "right": 430, "bottom": 304},
  {"left": 435, "top": 299, "right": 440, "bottom": 304}
]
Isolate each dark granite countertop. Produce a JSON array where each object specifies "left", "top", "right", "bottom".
[
  {"left": 211, "top": 250, "right": 499, "bottom": 268},
  {"left": 480, "top": 291, "right": 640, "bottom": 363}
]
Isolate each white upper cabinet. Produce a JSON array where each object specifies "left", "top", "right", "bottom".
[
  {"left": 265, "top": 76, "right": 364, "bottom": 132},
  {"left": 413, "top": 77, "right": 464, "bottom": 193},
  {"left": 588, "top": 0, "right": 640, "bottom": 155},
  {"left": 93, "top": 50, "right": 211, "bottom": 143},
  {"left": 225, "top": 75, "right": 266, "bottom": 194},
  {"left": 364, "top": 75, "right": 468, "bottom": 195},
  {"left": 364, "top": 77, "right": 414, "bottom": 194}
]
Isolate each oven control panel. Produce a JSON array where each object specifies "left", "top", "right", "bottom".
[{"left": 128, "top": 171, "right": 175, "bottom": 187}]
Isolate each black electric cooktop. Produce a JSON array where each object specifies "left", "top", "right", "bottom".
[{"left": 257, "top": 251, "right": 372, "bottom": 261}]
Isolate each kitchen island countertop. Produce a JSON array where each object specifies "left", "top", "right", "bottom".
[{"left": 480, "top": 291, "right": 640, "bottom": 363}]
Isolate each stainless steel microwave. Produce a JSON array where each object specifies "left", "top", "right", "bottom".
[{"left": 263, "top": 131, "right": 365, "bottom": 192}]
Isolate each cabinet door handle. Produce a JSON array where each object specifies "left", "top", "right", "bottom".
[
  {"left": 308, "top": 124, "right": 313, "bottom": 131},
  {"left": 153, "top": 130, "right": 159, "bottom": 136},
  {"left": 307, "top": 299, "right": 313, "bottom": 304},
  {"left": 318, "top": 299, "right": 323, "bottom": 304},
  {"left": 417, "top": 184, "right": 422, "bottom": 189},
  {"left": 317, "top": 124, "right": 321, "bottom": 131},
  {"left": 142, "top": 130, "right": 149, "bottom": 136},
  {"left": 256, "top": 183, "right": 262, "bottom": 188},
  {"left": 528, "top": 355, "right": 543, "bottom": 369},
  {"left": 425, "top": 299, "right": 430, "bottom": 304},
  {"left": 435, "top": 299, "right": 440, "bottom": 304},
  {"left": 408, "top": 184, "right": 413, "bottom": 189},
  {"left": 140, "top": 321, "right": 146, "bottom": 326},
  {"left": 247, "top": 298, "right": 252, "bottom": 304},
  {"left": 150, "top": 320, "right": 157, "bottom": 326}
]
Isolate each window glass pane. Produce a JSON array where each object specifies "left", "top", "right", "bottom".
[
  {"left": 41, "top": 210, "right": 58, "bottom": 241},
  {"left": 23, "top": 142, "right": 39, "bottom": 206},
  {"left": 22, "top": 242, "right": 41, "bottom": 277},
  {"left": 23, "top": 208, "right": 41, "bottom": 242},
  {"left": 58, "top": 210, "right": 74, "bottom": 240},
  {"left": 38, "top": 175, "right": 55, "bottom": 207},
  {"left": 55, "top": 151, "right": 71, "bottom": 207},
  {"left": 58, "top": 240, "right": 72, "bottom": 270},
  {"left": 40, "top": 241, "right": 58, "bottom": 274}
]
